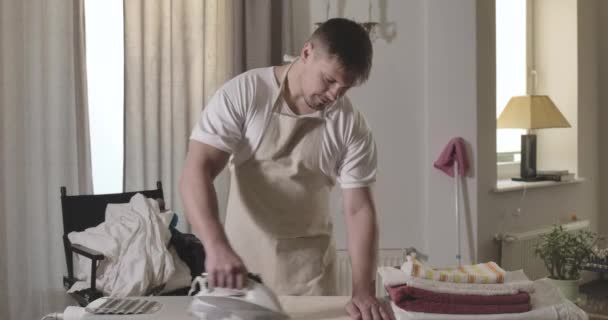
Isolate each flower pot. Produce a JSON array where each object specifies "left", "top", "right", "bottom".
[{"left": 548, "top": 278, "right": 580, "bottom": 301}]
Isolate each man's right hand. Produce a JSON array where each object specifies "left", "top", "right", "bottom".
[
  {"left": 180, "top": 141, "right": 248, "bottom": 289},
  {"left": 205, "top": 242, "right": 248, "bottom": 289}
]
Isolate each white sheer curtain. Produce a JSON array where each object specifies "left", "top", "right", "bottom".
[
  {"left": 122, "top": 0, "right": 286, "bottom": 230},
  {"left": 0, "top": 0, "right": 93, "bottom": 319},
  {"left": 123, "top": 0, "right": 239, "bottom": 231}
]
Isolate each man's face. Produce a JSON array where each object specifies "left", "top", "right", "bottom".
[{"left": 299, "top": 43, "right": 355, "bottom": 111}]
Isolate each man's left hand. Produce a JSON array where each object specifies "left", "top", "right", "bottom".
[{"left": 345, "top": 292, "right": 394, "bottom": 320}]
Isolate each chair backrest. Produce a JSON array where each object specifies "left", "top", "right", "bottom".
[{"left": 60, "top": 181, "right": 164, "bottom": 235}]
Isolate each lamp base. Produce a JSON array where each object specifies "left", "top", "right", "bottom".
[{"left": 520, "top": 134, "right": 537, "bottom": 179}]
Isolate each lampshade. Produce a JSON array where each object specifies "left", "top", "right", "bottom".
[{"left": 497, "top": 95, "right": 571, "bottom": 129}]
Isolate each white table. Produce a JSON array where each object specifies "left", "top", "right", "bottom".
[
  {"left": 281, "top": 296, "right": 352, "bottom": 320},
  {"left": 80, "top": 296, "right": 352, "bottom": 320}
]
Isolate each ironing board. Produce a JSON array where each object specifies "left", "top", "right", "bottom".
[
  {"left": 76, "top": 296, "right": 352, "bottom": 320},
  {"left": 75, "top": 280, "right": 587, "bottom": 320}
]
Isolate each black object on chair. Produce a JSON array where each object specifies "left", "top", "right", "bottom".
[{"left": 60, "top": 181, "right": 205, "bottom": 306}]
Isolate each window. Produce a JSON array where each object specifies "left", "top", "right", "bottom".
[
  {"left": 496, "top": 0, "right": 527, "bottom": 164},
  {"left": 84, "top": 0, "right": 124, "bottom": 194}
]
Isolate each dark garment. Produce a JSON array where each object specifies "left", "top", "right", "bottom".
[
  {"left": 170, "top": 228, "right": 206, "bottom": 279},
  {"left": 386, "top": 284, "right": 530, "bottom": 305},
  {"left": 387, "top": 285, "right": 532, "bottom": 315}
]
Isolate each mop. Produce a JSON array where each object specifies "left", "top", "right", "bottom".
[{"left": 433, "top": 137, "right": 469, "bottom": 266}]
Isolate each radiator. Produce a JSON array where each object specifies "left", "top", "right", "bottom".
[
  {"left": 498, "top": 220, "right": 590, "bottom": 280},
  {"left": 335, "top": 248, "right": 411, "bottom": 297}
]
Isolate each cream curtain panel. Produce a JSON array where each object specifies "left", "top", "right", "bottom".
[
  {"left": 123, "top": 0, "right": 239, "bottom": 230},
  {"left": 123, "top": 0, "right": 285, "bottom": 230},
  {"left": 0, "top": 0, "right": 93, "bottom": 319}
]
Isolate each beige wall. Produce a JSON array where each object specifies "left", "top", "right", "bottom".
[
  {"left": 477, "top": 0, "right": 602, "bottom": 265},
  {"left": 423, "top": 0, "right": 478, "bottom": 266},
  {"left": 577, "top": 0, "right": 601, "bottom": 235},
  {"left": 476, "top": 0, "right": 498, "bottom": 264},
  {"left": 535, "top": 0, "right": 578, "bottom": 173},
  {"left": 599, "top": 0, "right": 608, "bottom": 234}
]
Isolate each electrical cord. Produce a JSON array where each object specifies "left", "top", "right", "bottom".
[{"left": 515, "top": 182, "right": 527, "bottom": 216}]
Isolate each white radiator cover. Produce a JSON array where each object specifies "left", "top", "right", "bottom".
[
  {"left": 335, "top": 249, "right": 409, "bottom": 297},
  {"left": 498, "top": 220, "right": 590, "bottom": 280}
]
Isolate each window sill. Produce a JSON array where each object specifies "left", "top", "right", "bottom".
[
  {"left": 493, "top": 177, "right": 585, "bottom": 193},
  {"left": 497, "top": 161, "right": 520, "bottom": 180}
]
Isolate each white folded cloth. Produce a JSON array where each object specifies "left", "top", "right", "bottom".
[{"left": 378, "top": 267, "right": 535, "bottom": 296}]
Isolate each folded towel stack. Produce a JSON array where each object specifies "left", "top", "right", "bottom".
[
  {"left": 378, "top": 256, "right": 535, "bottom": 315},
  {"left": 385, "top": 284, "right": 532, "bottom": 315}
]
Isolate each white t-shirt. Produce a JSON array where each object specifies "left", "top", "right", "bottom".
[{"left": 190, "top": 67, "right": 377, "bottom": 188}]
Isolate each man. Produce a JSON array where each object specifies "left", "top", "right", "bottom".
[{"left": 180, "top": 18, "right": 392, "bottom": 320}]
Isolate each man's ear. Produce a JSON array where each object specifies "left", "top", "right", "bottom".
[{"left": 301, "top": 41, "right": 313, "bottom": 63}]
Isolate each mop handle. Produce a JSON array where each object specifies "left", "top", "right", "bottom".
[{"left": 455, "top": 161, "right": 461, "bottom": 267}]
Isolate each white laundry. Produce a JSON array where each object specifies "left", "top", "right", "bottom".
[
  {"left": 378, "top": 267, "right": 535, "bottom": 296},
  {"left": 68, "top": 194, "right": 177, "bottom": 297}
]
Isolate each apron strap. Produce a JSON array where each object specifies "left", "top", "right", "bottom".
[{"left": 273, "top": 58, "right": 298, "bottom": 113}]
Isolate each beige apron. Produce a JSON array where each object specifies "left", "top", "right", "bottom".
[{"left": 224, "top": 61, "right": 337, "bottom": 296}]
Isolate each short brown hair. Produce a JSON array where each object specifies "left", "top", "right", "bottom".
[{"left": 310, "top": 18, "right": 373, "bottom": 85}]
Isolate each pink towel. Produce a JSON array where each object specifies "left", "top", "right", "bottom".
[
  {"left": 386, "top": 284, "right": 530, "bottom": 305},
  {"left": 434, "top": 137, "right": 469, "bottom": 177}
]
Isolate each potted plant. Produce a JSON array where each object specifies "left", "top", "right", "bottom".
[{"left": 534, "top": 224, "right": 597, "bottom": 301}]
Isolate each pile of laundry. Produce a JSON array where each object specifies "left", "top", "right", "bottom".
[
  {"left": 378, "top": 255, "right": 536, "bottom": 316},
  {"left": 67, "top": 193, "right": 192, "bottom": 297}
]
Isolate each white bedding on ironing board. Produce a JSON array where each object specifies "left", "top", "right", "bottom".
[{"left": 391, "top": 278, "right": 588, "bottom": 320}]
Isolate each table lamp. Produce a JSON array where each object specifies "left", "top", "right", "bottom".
[{"left": 497, "top": 95, "right": 571, "bottom": 181}]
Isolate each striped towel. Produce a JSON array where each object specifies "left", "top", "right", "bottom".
[{"left": 401, "top": 255, "right": 506, "bottom": 284}]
